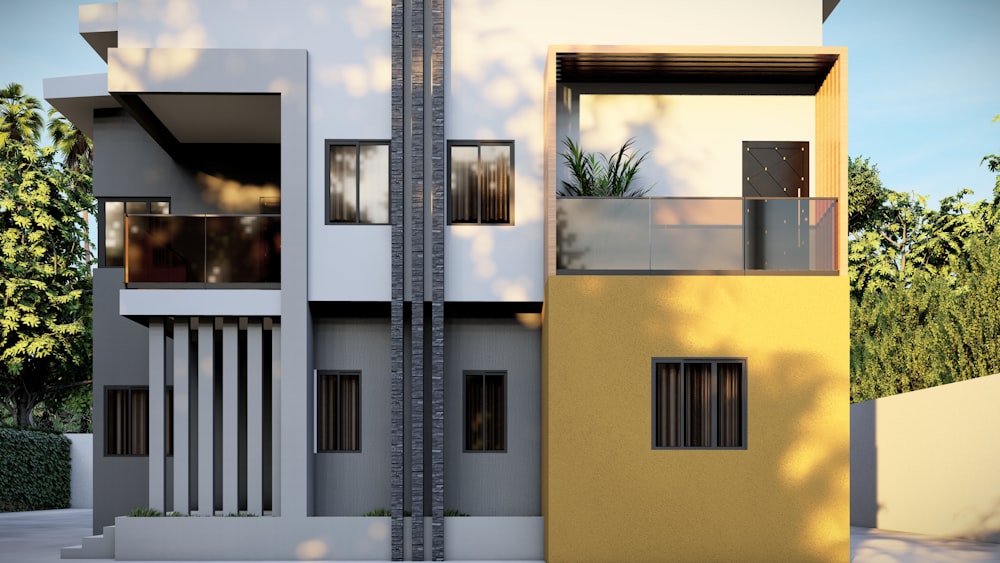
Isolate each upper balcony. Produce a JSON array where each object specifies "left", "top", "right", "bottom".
[
  {"left": 556, "top": 196, "right": 837, "bottom": 273},
  {"left": 125, "top": 214, "right": 280, "bottom": 288}
]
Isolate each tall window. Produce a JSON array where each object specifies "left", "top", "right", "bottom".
[
  {"left": 464, "top": 371, "right": 505, "bottom": 451},
  {"left": 105, "top": 386, "right": 173, "bottom": 456},
  {"left": 326, "top": 141, "right": 389, "bottom": 224},
  {"left": 99, "top": 199, "right": 170, "bottom": 267},
  {"left": 316, "top": 371, "right": 361, "bottom": 452},
  {"left": 448, "top": 141, "right": 513, "bottom": 224},
  {"left": 653, "top": 359, "right": 746, "bottom": 449}
]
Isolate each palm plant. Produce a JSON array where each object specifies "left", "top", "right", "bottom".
[
  {"left": 559, "top": 137, "right": 650, "bottom": 197},
  {"left": 48, "top": 108, "right": 95, "bottom": 266},
  {"left": 0, "top": 82, "right": 44, "bottom": 148}
]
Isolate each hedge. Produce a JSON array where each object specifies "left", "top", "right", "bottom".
[{"left": 0, "top": 427, "right": 71, "bottom": 512}]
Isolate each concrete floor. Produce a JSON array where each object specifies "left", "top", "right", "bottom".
[{"left": 4, "top": 509, "right": 1000, "bottom": 562}]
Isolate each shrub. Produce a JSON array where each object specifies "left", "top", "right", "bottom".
[{"left": 0, "top": 427, "right": 71, "bottom": 512}]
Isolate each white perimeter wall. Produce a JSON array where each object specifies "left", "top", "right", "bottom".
[
  {"left": 851, "top": 373, "right": 1000, "bottom": 542},
  {"left": 67, "top": 433, "right": 93, "bottom": 509},
  {"left": 116, "top": 0, "right": 392, "bottom": 301},
  {"left": 445, "top": 0, "right": 824, "bottom": 301}
]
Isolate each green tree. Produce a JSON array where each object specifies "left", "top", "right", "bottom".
[
  {"left": 0, "top": 83, "right": 44, "bottom": 148},
  {"left": 47, "top": 109, "right": 94, "bottom": 265},
  {"left": 0, "top": 139, "right": 93, "bottom": 427}
]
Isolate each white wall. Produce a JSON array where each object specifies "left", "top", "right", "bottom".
[
  {"left": 444, "top": 0, "right": 824, "bottom": 301},
  {"left": 115, "top": 0, "right": 393, "bottom": 301},
  {"left": 67, "top": 433, "right": 93, "bottom": 509},
  {"left": 851, "top": 373, "right": 1000, "bottom": 543},
  {"left": 579, "top": 95, "right": 816, "bottom": 197}
]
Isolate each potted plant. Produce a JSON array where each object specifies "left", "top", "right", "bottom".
[{"left": 559, "top": 137, "right": 651, "bottom": 197}]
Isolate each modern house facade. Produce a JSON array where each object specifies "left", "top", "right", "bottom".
[{"left": 46, "top": 0, "right": 848, "bottom": 560}]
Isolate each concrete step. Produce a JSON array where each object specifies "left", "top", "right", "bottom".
[{"left": 61, "top": 525, "right": 115, "bottom": 559}]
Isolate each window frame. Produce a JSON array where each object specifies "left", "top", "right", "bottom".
[
  {"left": 104, "top": 386, "right": 174, "bottom": 457},
  {"left": 447, "top": 140, "right": 515, "bottom": 225},
  {"left": 462, "top": 370, "right": 507, "bottom": 453},
  {"left": 651, "top": 358, "right": 748, "bottom": 450},
  {"left": 97, "top": 197, "right": 171, "bottom": 268},
  {"left": 324, "top": 140, "right": 390, "bottom": 225},
  {"left": 315, "top": 370, "right": 362, "bottom": 453}
]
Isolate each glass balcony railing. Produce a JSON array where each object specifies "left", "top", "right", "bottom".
[
  {"left": 556, "top": 197, "right": 837, "bottom": 272},
  {"left": 125, "top": 214, "right": 281, "bottom": 286}
]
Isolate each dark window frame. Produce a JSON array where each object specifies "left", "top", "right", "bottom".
[
  {"left": 97, "top": 198, "right": 170, "bottom": 267},
  {"left": 651, "top": 358, "right": 747, "bottom": 450},
  {"left": 463, "top": 370, "right": 507, "bottom": 453},
  {"left": 315, "top": 371, "right": 362, "bottom": 453},
  {"left": 105, "top": 386, "right": 173, "bottom": 457},
  {"left": 447, "top": 140, "right": 514, "bottom": 225},
  {"left": 324, "top": 140, "right": 390, "bottom": 225}
]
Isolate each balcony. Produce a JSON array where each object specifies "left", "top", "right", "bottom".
[
  {"left": 556, "top": 197, "right": 837, "bottom": 273},
  {"left": 125, "top": 215, "right": 280, "bottom": 287}
]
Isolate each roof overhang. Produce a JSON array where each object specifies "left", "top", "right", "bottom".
[
  {"left": 43, "top": 73, "right": 119, "bottom": 138},
  {"left": 79, "top": 3, "right": 118, "bottom": 62},
  {"left": 556, "top": 49, "right": 839, "bottom": 92}
]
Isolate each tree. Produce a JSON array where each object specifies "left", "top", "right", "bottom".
[
  {"left": 0, "top": 83, "right": 44, "bottom": 148},
  {"left": 0, "top": 139, "right": 93, "bottom": 427},
  {"left": 48, "top": 109, "right": 94, "bottom": 264}
]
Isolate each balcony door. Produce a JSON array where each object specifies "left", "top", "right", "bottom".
[{"left": 743, "top": 141, "right": 809, "bottom": 270}]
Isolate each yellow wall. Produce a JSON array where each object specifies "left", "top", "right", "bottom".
[{"left": 542, "top": 275, "right": 849, "bottom": 562}]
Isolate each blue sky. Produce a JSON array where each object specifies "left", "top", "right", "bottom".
[{"left": 2, "top": 0, "right": 998, "bottom": 206}]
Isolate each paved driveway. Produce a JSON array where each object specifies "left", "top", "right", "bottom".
[{"left": 5, "top": 510, "right": 1000, "bottom": 562}]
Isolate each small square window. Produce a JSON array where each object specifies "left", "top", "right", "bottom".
[
  {"left": 326, "top": 141, "right": 389, "bottom": 224},
  {"left": 464, "top": 371, "right": 505, "bottom": 451},
  {"left": 653, "top": 359, "right": 745, "bottom": 449},
  {"left": 316, "top": 372, "right": 361, "bottom": 451},
  {"left": 105, "top": 386, "right": 173, "bottom": 456},
  {"left": 448, "top": 141, "right": 513, "bottom": 224}
]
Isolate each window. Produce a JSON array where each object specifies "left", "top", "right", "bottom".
[
  {"left": 99, "top": 198, "right": 170, "bottom": 267},
  {"left": 106, "top": 386, "right": 173, "bottom": 456},
  {"left": 316, "top": 372, "right": 360, "bottom": 451},
  {"left": 464, "top": 371, "right": 505, "bottom": 451},
  {"left": 325, "top": 141, "right": 389, "bottom": 224},
  {"left": 653, "top": 359, "right": 746, "bottom": 449},
  {"left": 448, "top": 141, "right": 513, "bottom": 224}
]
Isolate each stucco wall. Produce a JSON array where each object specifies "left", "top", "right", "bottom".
[
  {"left": 851, "top": 373, "right": 1000, "bottom": 542},
  {"left": 67, "top": 433, "right": 93, "bottom": 509},
  {"left": 542, "top": 275, "right": 849, "bottom": 562}
]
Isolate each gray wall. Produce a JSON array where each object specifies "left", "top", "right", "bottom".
[
  {"left": 444, "top": 317, "right": 541, "bottom": 516},
  {"left": 313, "top": 317, "right": 392, "bottom": 516},
  {"left": 91, "top": 267, "right": 149, "bottom": 533}
]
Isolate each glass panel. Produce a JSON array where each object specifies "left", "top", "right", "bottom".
[
  {"left": 150, "top": 201, "right": 170, "bottom": 215},
  {"left": 329, "top": 145, "right": 358, "bottom": 222},
  {"left": 684, "top": 363, "right": 712, "bottom": 447},
  {"left": 465, "top": 374, "right": 484, "bottom": 450},
  {"left": 745, "top": 198, "right": 837, "bottom": 271},
  {"left": 339, "top": 374, "right": 360, "bottom": 451},
  {"left": 650, "top": 199, "right": 743, "bottom": 270},
  {"left": 125, "top": 216, "right": 206, "bottom": 283},
  {"left": 317, "top": 374, "right": 335, "bottom": 451},
  {"left": 358, "top": 144, "right": 389, "bottom": 224},
  {"left": 125, "top": 201, "right": 148, "bottom": 215},
  {"left": 484, "top": 373, "right": 505, "bottom": 450},
  {"left": 480, "top": 145, "right": 511, "bottom": 223},
  {"left": 104, "top": 201, "right": 125, "bottom": 267},
  {"left": 811, "top": 198, "right": 838, "bottom": 271},
  {"left": 655, "top": 363, "right": 681, "bottom": 447},
  {"left": 130, "top": 389, "right": 149, "bottom": 456},
  {"left": 106, "top": 389, "right": 127, "bottom": 455},
  {"left": 450, "top": 146, "right": 479, "bottom": 223},
  {"left": 717, "top": 363, "right": 743, "bottom": 447},
  {"left": 556, "top": 198, "right": 649, "bottom": 270}
]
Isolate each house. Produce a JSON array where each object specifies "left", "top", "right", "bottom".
[{"left": 46, "top": 0, "right": 848, "bottom": 560}]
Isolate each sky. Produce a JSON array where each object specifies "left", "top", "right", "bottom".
[{"left": 1, "top": 0, "right": 998, "bottom": 207}]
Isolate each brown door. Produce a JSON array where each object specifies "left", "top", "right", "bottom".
[{"left": 743, "top": 141, "right": 809, "bottom": 270}]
